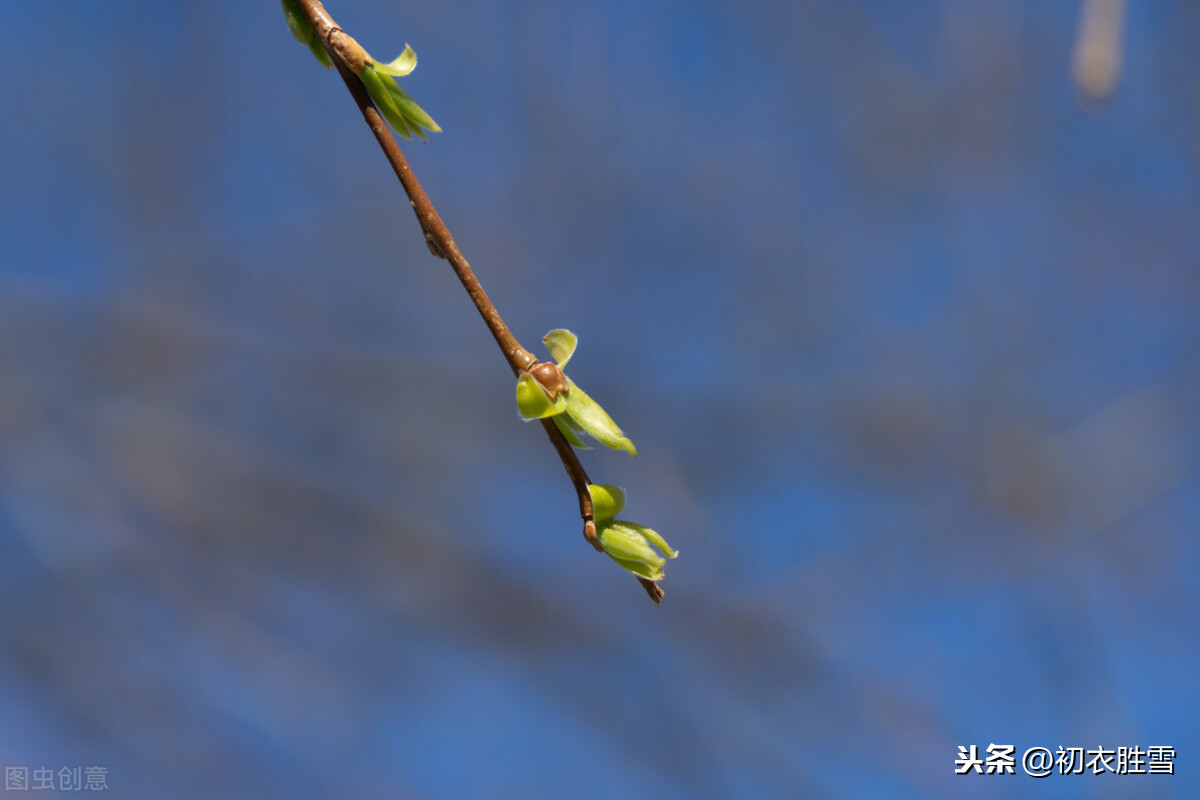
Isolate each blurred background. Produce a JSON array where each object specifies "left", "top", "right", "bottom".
[{"left": 2, "top": 1, "right": 1197, "bottom": 797}]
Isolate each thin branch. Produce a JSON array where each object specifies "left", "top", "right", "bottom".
[
  {"left": 291, "top": 0, "right": 662, "bottom": 603},
  {"left": 330, "top": 61, "right": 536, "bottom": 375},
  {"left": 540, "top": 419, "right": 599, "bottom": 551}
]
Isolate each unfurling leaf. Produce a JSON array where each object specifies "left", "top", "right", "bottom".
[{"left": 281, "top": 0, "right": 333, "bottom": 68}]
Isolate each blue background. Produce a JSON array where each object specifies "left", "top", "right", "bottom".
[{"left": 1, "top": 2, "right": 1197, "bottom": 798}]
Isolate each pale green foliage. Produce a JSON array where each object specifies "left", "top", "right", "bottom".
[
  {"left": 375, "top": 45, "right": 418, "bottom": 76},
  {"left": 281, "top": 0, "right": 333, "bottom": 67},
  {"left": 516, "top": 373, "right": 566, "bottom": 419},
  {"left": 280, "top": 4, "right": 440, "bottom": 140},
  {"left": 588, "top": 483, "right": 626, "bottom": 522},
  {"left": 543, "top": 329, "right": 577, "bottom": 368},
  {"left": 589, "top": 485, "right": 677, "bottom": 581},
  {"left": 516, "top": 330, "right": 637, "bottom": 457},
  {"left": 359, "top": 59, "right": 442, "bottom": 141},
  {"left": 557, "top": 377, "right": 636, "bottom": 456}
]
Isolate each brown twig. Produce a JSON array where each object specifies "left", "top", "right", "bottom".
[
  {"left": 329, "top": 60, "right": 536, "bottom": 375},
  {"left": 292, "top": 0, "right": 662, "bottom": 603},
  {"left": 539, "top": 419, "right": 599, "bottom": 551}
]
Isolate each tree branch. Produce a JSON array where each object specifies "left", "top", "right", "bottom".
[
  {"left": 329, "top": 60, "right": 536, "bottom": 374},
  {"left": 291, "top": 0, "right": 663, "bottom": 603}
]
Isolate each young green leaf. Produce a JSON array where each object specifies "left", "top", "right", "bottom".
[
  {"left": 596, "top": 520, "right": 677, "bottom": 581},
  {"left": 562, "top": 378, "right": 637, "bottom": 456},
  {"left": 516, "top": 373, "right": 567, "bottom": 420},
  {"left": 588, "top": 484, "right": 626, "bottom": 522},
  {"left": 359, "top": 62, "right": 441, "bottom": 141},
  {"left": 551, "top": 413, "right": 591, "bottom": 449},
  {"left": 515, "top": 329, "right": 637, "bottom": 455},
  {"left": 376, "top": 45, "right": 418, "bottom": 76},
  {"left": 281, "top": 0, "right": 333, "bottom": 68},
  {"left": 543, "top": 329, "right": 578, "bottom": 369}
]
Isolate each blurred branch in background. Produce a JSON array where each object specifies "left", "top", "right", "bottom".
[{"left": 1072, "top": 0, "right": 1126, "bottom": 104}]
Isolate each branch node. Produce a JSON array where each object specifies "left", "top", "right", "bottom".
[
  {"left": 583, "top": 519, "right": 600, "bottom": 551},
  {"left": 424, "top": 232, "right": 446, "bottom": 259}
]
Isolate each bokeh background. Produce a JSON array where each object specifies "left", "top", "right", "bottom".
[{"left": 2, "top": 1, "right": 1197, "bottom": 798}]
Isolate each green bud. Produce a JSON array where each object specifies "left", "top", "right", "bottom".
[
  {"left": 359, "top": 62, "right": 441, "bottom": 141},
  {"left": 281, "top": 0, "right": 333, "bottom": 68},
  {"left": 519, "top": 328, "right": 637, "bottom": 455},
  {"left": 516, "top": 373, "right": 566, "bottom": 420},
  {"left": 587, "top": 484, "right": 626, "bottom": 521},
  {"left": 597, "top": 520, "right": 677, "bottom": 581},
  {"left": 551, "top": 414, "right": 590, "bottom": 449},
  {"left": 562, "top": 378, "right": 637, "bottom": 457}
]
